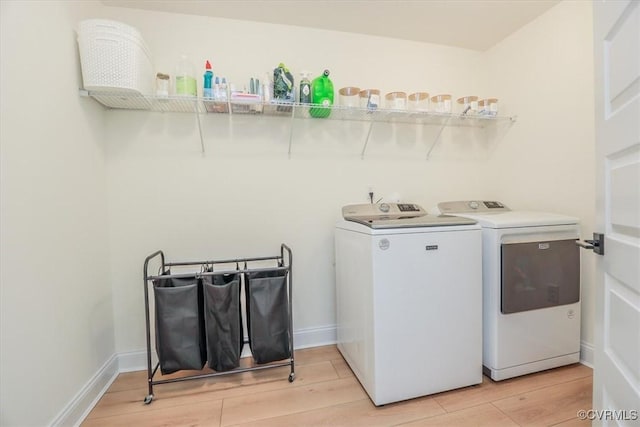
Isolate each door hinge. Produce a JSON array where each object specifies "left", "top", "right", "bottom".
[{"left": 576, "top": 232, "right": 605, "bottom": 255}]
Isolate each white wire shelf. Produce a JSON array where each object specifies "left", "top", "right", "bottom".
[
  {"left": 80, "top": 90, "right": 516, "bottom": 125},
  {"left": 80, "top": 90, "right": 517, "bottom": 158}
]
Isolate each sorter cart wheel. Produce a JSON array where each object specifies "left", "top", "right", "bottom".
[
  {"left": 143, "top": 394, "right": 154, "bottom": 404},
  {"left": 288, "top": 373, "right": 295, "bottom": 382}
]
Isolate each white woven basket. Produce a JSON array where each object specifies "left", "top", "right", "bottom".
[
  {"left": 78, "top": 19, "right": 153, "bottom": 95},
  {"left": 79, "top": 19, "right": 143, "bottom": 40}
]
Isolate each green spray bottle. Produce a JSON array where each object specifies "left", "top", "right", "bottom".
[{"left": 309, "top": 69, "right": 334, "bottom": 118}]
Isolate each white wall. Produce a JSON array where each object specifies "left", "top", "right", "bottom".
[
  {"left": 0, "top": 1, "right": 596, "bottom": 424},
  {"left": 0, "top": 1, "right": 113, "bottom": 425},
  {"left": 484, "top": 0, "right": 596, "bottom": 349},
  {"left": 100, "top": 3, "right": 595, "bottom": 358},
  {"left": 98, "top": 8, "right": 493, "bottom": 354}
]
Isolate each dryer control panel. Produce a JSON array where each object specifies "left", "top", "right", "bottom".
[
  {"left": 342, "top": 203, "right": 427, "bottom": 222},
  {"left": 438, "top": 200, "right": 511, "bottom": 214}
]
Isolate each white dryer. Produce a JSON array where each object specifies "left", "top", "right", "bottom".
[
  {"left": 335, "top": 203, "right": 482, "bottom": 405},
  {"left": 438, "top": 201, "right": 581, "bottom": 381}
]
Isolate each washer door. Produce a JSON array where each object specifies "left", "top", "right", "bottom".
[{"left": 501, "top": 239, "right": 579, "bottom": 314}]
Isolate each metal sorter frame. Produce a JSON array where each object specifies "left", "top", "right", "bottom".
[{"left": 142, "top": 244, "right": 294, "bottom": 404}]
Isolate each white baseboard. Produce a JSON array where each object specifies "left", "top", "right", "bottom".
[
  {"left": 49, "top": 354, "right": 119, "bottom": 427},
  {"left": 580, "top": 340, "right": 594, "bottom": 368},
  {"left": 118, "top": 324, "right": 338, "bottom": 372},
  {"left": 118, "top": 349, "right": 154, "bottom": 373},
  {"left": 292, "top": 324, "right": 337, "bottom": 349}
]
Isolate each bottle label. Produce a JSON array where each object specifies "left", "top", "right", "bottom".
[{"left": 299, "top": 83, "right": 311, "bottom": 103}]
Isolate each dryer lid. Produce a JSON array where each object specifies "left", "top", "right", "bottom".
[
  {"left": 438, "top": 200, "right": 510, "bottom": 214},
  {"left": 437, "top": 201, "right": 579, "bottom": 228}
]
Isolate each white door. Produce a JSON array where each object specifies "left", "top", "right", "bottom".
[{"left": 592, "top": 0, "right": 640, "bottom": 425}]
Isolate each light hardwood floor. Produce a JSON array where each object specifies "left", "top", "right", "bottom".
[{"left": 83, "top": 345, "right": 592, "bottom": 426}]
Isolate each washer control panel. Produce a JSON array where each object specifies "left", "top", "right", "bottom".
[
  {"left": 397, "top": 203, "right": 422, "bottom": 212},
  {"left": 343, "top": 203, "right": 427, "bottom": 221},
  {"left": 438, "top": 200, "right": 510, "bottom": 214},
  {"left": 482, "top": 201, "right": 505, "bottom": 209}
]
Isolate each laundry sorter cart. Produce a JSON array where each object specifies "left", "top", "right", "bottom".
[{"left": 142, "top": 244, "right": 294, "bottom": 404}]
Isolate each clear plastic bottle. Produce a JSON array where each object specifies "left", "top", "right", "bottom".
[
  {"left": 262, "top": 71, "right": 272, "bottom": 102},
  {"left": 213, "top": 76, "right": 221, "bottom": 100},
  {"left": 219, "top": 77, "right": 228, "bottom": 101},
  {"left": 175, "top": 55, "right": 197, "bottom": 97}
]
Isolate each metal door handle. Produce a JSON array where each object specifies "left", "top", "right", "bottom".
[
  {"left": 576, "top": 232, "right": 605, "bottom": 255},
  {"left": 576, "top": 241, "right": 594, "bottom": 249}
]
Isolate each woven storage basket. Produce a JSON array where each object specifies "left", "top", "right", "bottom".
[
  {"left": 79, "top": 19, "right": 144, "bottom": 40},
  {"left": 78, "top": 19, "right": 153, "bottom": 95}
]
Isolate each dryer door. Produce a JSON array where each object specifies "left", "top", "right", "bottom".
[{"left": 501, "top": 239, "right": 579, "bottom": 314}]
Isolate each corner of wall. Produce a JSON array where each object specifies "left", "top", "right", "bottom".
[
  {"left": 49, "top": 354, "right": 119, "bottom": 427},
  {"left": 580, "top": 340, "right": 595, "bottom": 368}
]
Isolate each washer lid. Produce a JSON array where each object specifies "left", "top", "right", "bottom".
[
  {"left": 342, "top": 202, "right": 476, "bottom": 228},
  {"left": 348, "top": 214, "right": 477, "bottom": 229}
]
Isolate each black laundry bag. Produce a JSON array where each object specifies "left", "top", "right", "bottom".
[
  {"left": 245, "top": 269, "right": 291, "bottom": 364},
  {"left": 153, "top": 272, "right": 206, "bottom": 374},
  {"left": 203, "top": 273, "right": 243, "bottom": 371}
]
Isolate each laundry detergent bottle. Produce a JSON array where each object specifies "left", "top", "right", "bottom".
[
  {"left": 309, "top": 69, "right": 334, "bottom": 118},
  {"left": 273, "top": 62, "right": 294, "bottom": 102}
]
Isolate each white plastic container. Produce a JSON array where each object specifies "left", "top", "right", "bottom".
[{"left": 77, "top": 19, "right": 154, "bottom": 95}]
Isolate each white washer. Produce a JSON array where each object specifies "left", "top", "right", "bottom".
[
  {"left": 438, "top": 201, "right": 581, "bottom": 381},
  {"left": 335, "top": 203, "right": 483, "bottom": 406}
]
